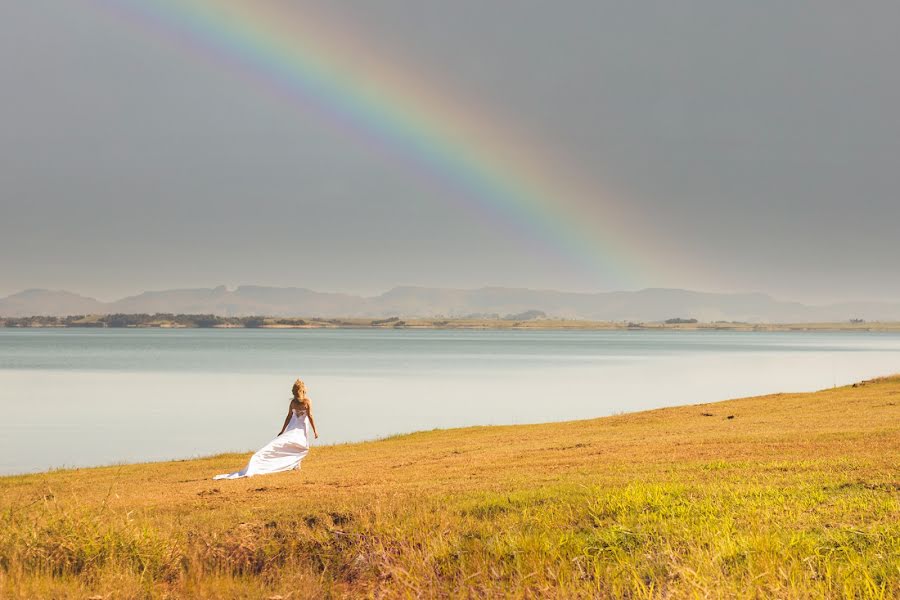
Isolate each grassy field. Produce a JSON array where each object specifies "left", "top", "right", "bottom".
[{"left": 1, "top": 378, "right": 899, "bottom": 598}]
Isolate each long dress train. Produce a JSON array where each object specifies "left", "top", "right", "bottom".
[{"left": 214, "top": 408, "right": 311, "bottom": 480}]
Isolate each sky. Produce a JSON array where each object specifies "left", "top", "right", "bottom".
[{"left": 1, "top": 1, "right": 898, "bottom": 303}]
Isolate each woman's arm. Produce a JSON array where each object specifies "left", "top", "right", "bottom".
[
  {"left": 277, "top": 408, "right": 292, "bottom": 437},
  {"left": 308, "top": 406, "right": 319, "bottom": 439}
]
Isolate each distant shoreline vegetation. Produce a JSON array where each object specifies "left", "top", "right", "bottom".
[{"left": 0, "top": 313, "right": 895, "bottom": 331}]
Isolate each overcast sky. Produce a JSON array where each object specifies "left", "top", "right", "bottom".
[{"left": 1, "top": 1, "right": 898, "bottom": 303}]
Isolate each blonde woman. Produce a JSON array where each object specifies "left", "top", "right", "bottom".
[{"left": 214, "top": 378, "right": 319, "bottom": 480}]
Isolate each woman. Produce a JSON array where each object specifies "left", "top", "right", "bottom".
[{"left": 214, "top": 378, "right": 319, "bottom": 480}]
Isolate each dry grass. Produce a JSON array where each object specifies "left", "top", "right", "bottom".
[{"left": 1, "top": 377, "right": 899, "bottom": 598}]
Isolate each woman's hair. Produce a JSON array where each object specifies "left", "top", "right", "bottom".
[{"left": 291, "top": 378, "right": 310, "bottom": 411}]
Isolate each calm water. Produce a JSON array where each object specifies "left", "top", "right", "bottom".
[{"left": 2, "top": 328, "right": 899, "bottom": 475}]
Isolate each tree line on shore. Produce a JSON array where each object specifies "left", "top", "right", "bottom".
[
  {"left": 0, "top": 314, "right": 289, "bottom": 328},
  {"left": 0, "top": 311, "right": 551, "bottom": 329}
]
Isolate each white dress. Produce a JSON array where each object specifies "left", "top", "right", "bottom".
[{"left": 214, "top": 407, "right": 312, "bottom": 480}]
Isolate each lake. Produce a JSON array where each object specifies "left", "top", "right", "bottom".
[{"left": 2, "top": 327, "right": 899, "bottom": 475}]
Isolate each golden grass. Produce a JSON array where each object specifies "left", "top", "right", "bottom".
[{"left": 1, "top": 377, "right": 899, "bottom": 598}]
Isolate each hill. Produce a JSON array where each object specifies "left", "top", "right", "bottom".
[
  {"left": 4, "top": 285, "right": 900, "bottom": 322},
  {"left": 0, "top": 289, "right": 106, "bottom": 317},
  {"left": 1, "top": 377, "right": 898, "bottom": 598}
]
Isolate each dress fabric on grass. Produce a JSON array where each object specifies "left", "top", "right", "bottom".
[{"left": 214, "top": 408, "right": 311, "bottom": 479}]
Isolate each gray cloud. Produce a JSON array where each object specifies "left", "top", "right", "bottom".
[{"left": 1, "top": 1, "right": 898, "bottom": 302}]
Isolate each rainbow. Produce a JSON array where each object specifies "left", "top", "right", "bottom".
[{"left": 94, "top": 0, "right": 662, "bottom": 285}]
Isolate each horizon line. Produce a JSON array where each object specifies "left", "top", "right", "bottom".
[{"left": 1, "top": 284, "right": 896, "bottom": 308}]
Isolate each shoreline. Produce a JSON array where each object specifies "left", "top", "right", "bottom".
[
  {"left": 4, "top": 315, "right": 900, "bottom": 332},
  {"left": 2, "top": 373, "right": 895, "bottom": 480}
]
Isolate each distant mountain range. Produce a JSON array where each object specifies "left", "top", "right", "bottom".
[{"left": 2, "top": 285, "right": 899, "bottom": 323}]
